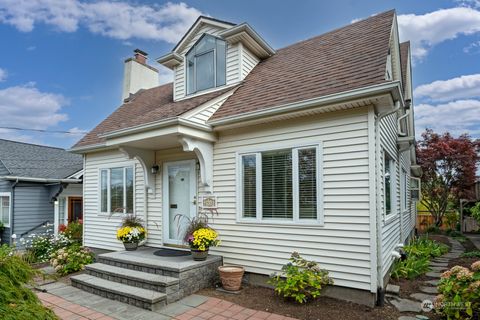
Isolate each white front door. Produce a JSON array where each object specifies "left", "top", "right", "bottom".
[{"left": 163, "top": 160, "right": 197, "bottom": 245}]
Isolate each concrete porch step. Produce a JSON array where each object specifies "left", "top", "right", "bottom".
[
  {"left": 71, "top": 274, "right": 166, "bottom": 311},
  {"left": 85, "top": 263, "right": 179, "bottom": 293}
]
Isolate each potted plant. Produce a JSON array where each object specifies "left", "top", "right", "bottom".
[
  {"left": 186, "top": 227, "right": 220, "bottom": 261},
  {"left": 218, "top": 265, "right": 245, "bottom": 291},
  {"left": 116, "top": 214, "right": 146, "bottom": 251}
]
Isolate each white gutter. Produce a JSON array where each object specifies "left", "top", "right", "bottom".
[
  {"left": 209, "top": 81, "right": 404, "bottom": 127},
  {"left": 0, "top": 176, "right": 82, "bottom": 183}
]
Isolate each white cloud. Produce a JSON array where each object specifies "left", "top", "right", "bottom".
[
  {"left": 397, "top": 7, "right": 480, "bottom": 60},
  {"left": 415, "top": 99, "right": 480, "bottom": 137},
  {"left": 158, "top": 66, "right": 173, "bottom": 85},
  {"left": 0, "top": 68, "right": 7, "bottom": 81},
  {"left": 414, "top": 74, "right": 480, "bottom": 101},
  {"left": 464, "top": 40, "right": 480, "bottom": 53},
  {"left": 0, "top": 83, "right": 68, "bottom": 130},
  {"left": 26, "top": 45, "right": 36, "bottom": 51},
  {"left": 0, "top": 1, "right": 202, "bottom": 43}
]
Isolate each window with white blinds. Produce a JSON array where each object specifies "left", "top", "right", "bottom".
[
  {"left": 239, "top": 145, "right": 322, "bottom": 224},
  {"left": 0, "top": 193, "right": 10, "bottom": 227}
]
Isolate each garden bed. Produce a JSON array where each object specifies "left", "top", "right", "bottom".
[{"left": 199, "top": 286, "right": 401, "bottom": 320}]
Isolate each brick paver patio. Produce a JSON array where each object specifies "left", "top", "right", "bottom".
[
  {"left": 173, "top": 297, "right": 297, "bottom": 320},
  {"left": 37, "top": 290, "right": 296, "bottom": 320},
  {"left": 37, "top": 291, "right": 114, "bottom": 320}
]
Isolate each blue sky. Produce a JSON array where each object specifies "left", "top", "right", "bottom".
[{"left": 0, "top": 0, "right": 479, "bottom": 148}]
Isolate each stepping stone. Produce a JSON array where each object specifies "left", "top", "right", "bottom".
[
  {"left": 398, "top": 317, "right": 417, "bottom": 320},
  {"left": 386, "top": 284, "right": 400, "bottom": 295},
  {"left": 424, "top": 279, "right": 439, "bottom": 286},
  {"left": 420, "top": 286, "right": 438, "bottom": 294},
  {"left": 432, "top": 258, "right": 449, "bottom": 263},
  {"left": 429, "top": 262, "right": 448, "bottom": 267},
  {"left": 430, "top": 266, "right": 447, "bottom": 272},
  {"left": 410, "top": 293, "right": 436, "bottom": 302},
  {"left": 426, "top": 272, "right": 442, "bottom": 278},
  {"left": 389, "top": 297, "right": 422, "bottom": 312}
]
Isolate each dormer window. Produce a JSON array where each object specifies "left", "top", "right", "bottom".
[{"left": 186, "top": 34, "right": 226, "bottom": 95}]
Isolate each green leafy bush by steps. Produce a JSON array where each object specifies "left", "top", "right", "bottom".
[
  {"left": 49, "top": 243, "right": 94, "bottom": 275},
  {"left": 268, "top": 252, "right": 333, "bottom": 304},
  {"left": 391, "top": 236, "right": 449, "bottom": 280},
  {"left": 435, "top": 261, "right": 480, "bottom": 319},
  {"left": 62, "top": 220, "right": 83, "bottom": 243},
  {"left": 0, "top": 245, "right": 57, "bottom": 319}
]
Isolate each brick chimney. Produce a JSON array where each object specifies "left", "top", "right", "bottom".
[{"left": 122, "top": 49, "right": 159, "bottom": 102}]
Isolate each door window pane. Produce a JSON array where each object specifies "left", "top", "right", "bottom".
[
  {"left": 110, "top": 168, "right": 124, "bottom": 212},
  {"left": 298, "top": 148, "right": 317, "bottom": 219},
  {"left": 242, "top": 155, "right": 257, "bottom": 218},
  {"left": 262, "top": 150, "right": 293, "bottom": 219}
]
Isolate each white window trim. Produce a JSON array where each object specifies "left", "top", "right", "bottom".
[
  {"left": 236, "top": 143, "right": 324, "bottom": 226},
  {"left": 383, "top": 150, "right": 397, "bottom": 223},
  {"left": 0, "top": 192, "right": 11, "bottom": 228},
  {"left": 97, "top": 164, "right": 135, "bottom": 216}
]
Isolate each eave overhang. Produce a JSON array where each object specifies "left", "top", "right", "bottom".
[
  {"left": 156, "top": 52, "right": 184, "bottom": 70},
  {"left": 219, "top": 23, "right": 275, "bottom": 59}
]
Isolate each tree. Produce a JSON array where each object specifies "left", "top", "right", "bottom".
[{"left": 416, "top": 129, "right": 479, "bottom": 227}]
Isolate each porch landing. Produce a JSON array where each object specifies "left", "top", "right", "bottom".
[{"left": 71, "top": 247, "right": 222, "bottom": 311}]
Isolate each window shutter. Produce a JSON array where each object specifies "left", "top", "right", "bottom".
[
  {"left": 262, "top": 150, "right": 293, "bottom": 219},
  {"left": 242, "top": 155, "right": 257, "bottom": 218},
  {"left": 298, "top": 148, "right": 317, "bottom": 219}
]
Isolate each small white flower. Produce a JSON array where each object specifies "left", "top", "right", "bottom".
[{"left": 11, "top": 234, "right": 17, "bottom": 239}]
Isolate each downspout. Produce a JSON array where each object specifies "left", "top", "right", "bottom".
[
  {"left": 10, "top": 178, "right": 19, "bottom": 245},
  {"left": 397, "top": 99, "right": 411, "bottom": 137},
  {"left": 374, "top": 100, "right": 401, "bottom": 306}
]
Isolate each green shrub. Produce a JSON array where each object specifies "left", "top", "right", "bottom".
[
  {"left": 461, "top": 251, "right": 480, "bottom": 258},
  {"left": 426, "top": 225, "right": 441, "bottom": 234},
  {"left": 20, "top": 231, "right": 73, "bottom": 264},
  {"left": 62, "top": 220, "right": 83, "bottom": 243},
  {"left": 50, "top": 244, "right": 94, "bottom": 275},
  {"left": 0, "top": 245, "right": 57, "bottom": 319},
  {"left": 391, "top": 256, "right": 430, "bottom": 279},
  {"left": 471, "top": 202, "right": 480, "bottom": 223},
  {"left": 391, "top": 237, "right": 449, "bottom": 280},
  {"left": 435, "top": 261, "right": 480, "bottom": 319},
  {"left": 269, "top": 252, "right": 333, "bottom": 304}
]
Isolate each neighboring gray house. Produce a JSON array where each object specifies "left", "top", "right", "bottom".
[{"left": 0, "top": 139, "right": 83, "bottom": 244}]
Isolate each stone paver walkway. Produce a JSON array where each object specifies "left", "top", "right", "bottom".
[
  {"left": 465, "top": 233, "right": 480, "bottom": 250},
  {"left": 387, "top": 237, "right": 465, "bottom": 320},
  {"left": 37, "top": 281, "right": 297, "bottom": 320}
]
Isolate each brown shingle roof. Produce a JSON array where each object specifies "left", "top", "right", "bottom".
[
  {"left": 399, "top": 41, "right": 410, "bottom": 95},
  {"left": 74, "top": 10, "right": 396, "bottom": 149},
  {"left": 210, "top": 10, "right": 395, "bottom": 120},
  {"left": 73, "top": 84, "right": 234, "bottom": 148}
]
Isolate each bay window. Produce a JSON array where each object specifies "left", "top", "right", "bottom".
[
  {"left": 239, "top": 145, "right": 322, "bottom": 224},
  {"left": 100, "top": 167, "right": 134, "bottom": 214},
  {"left": 186, "top": 34, "right": 226, "bottom": 95}
]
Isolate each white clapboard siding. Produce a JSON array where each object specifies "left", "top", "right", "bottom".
[
  {"left": 83, "top": 150, "right": 145, "bottom": 250},
  {"left": 226, "top": 43, "right": 240, "bottom": 84},
  {"left": 241, "top": 45, "right": 260, "bottom": 79},
  {"left": 379, "top": 112, "right": 402, "bottom": 277},
  {"left": 206, "top": 107, "right": 374, "bottom": 291}
]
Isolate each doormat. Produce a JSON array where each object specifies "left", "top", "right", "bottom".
[{"left": 153, "top": 248, "right": 191, "bottom": 257}]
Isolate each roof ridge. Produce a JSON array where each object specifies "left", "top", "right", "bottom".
[
  {"left": 275, "top": 9, "right": 395, "bottom": 52},
  {"left": 0, "top": 138, "right": 66, "bottom": 150}
]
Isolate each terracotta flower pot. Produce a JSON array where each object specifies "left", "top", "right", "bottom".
[
  {"left": 218, "top": 265, "right": 245, "bottom": 291},
  {"left": 123, "top": 242, "right": 138, "bottom": 251},
  {"left": 191, "top": 249, "right": 209, "bottom": 261}
]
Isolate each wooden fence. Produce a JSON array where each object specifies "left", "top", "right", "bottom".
[{"left": 416, "top": 211, "right": 479, "bottom": 233}]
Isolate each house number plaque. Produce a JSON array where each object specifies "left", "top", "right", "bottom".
[{"left": 200, "top": 195, "right": 217, "bottom": 209}]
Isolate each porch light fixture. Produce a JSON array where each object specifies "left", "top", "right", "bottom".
[{"left": 151, "top": 165, "right": 159, "bottom": 174}]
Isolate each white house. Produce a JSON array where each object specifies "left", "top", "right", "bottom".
[{"left": 71, "top": 10, "right": 420, "bottom": 306}]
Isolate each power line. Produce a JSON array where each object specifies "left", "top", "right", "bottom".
[{"left": 0, "top": 126, "right": 88, "bottom": 134}]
